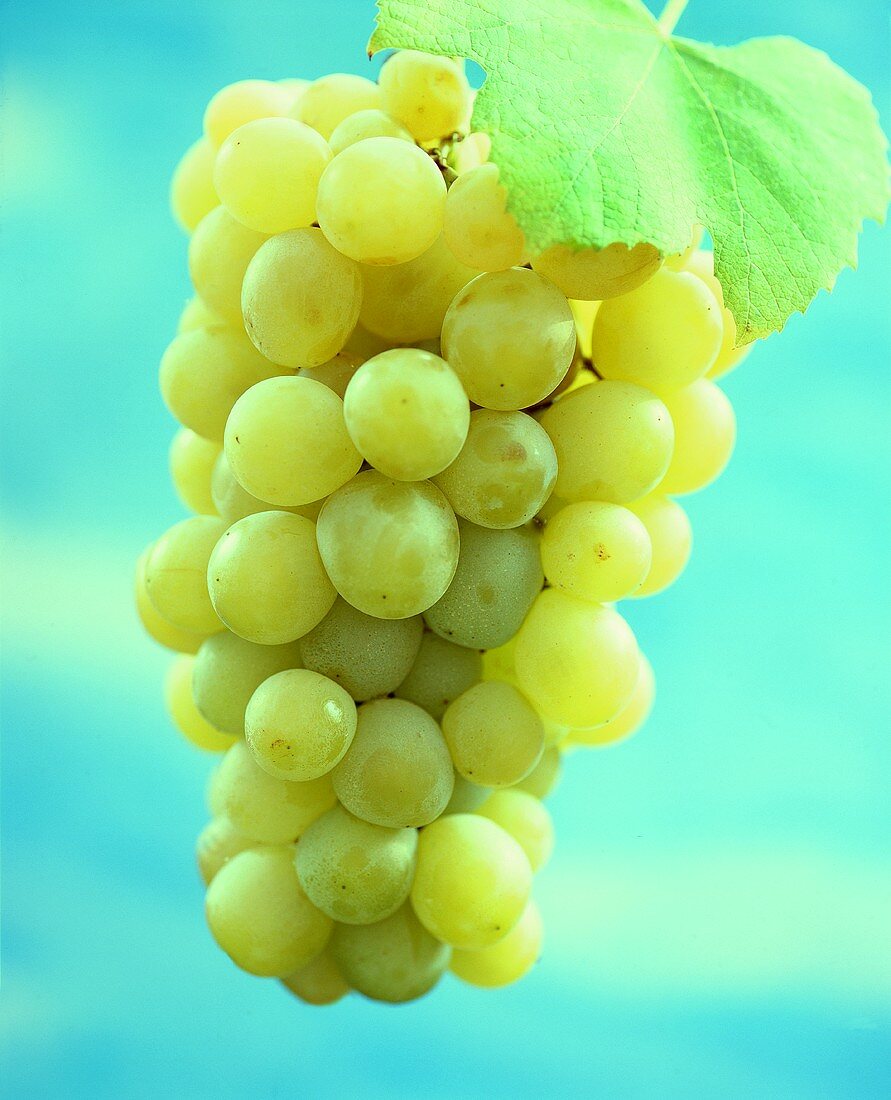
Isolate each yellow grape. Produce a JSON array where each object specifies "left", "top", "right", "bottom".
[
  {"left": 169, "top": 428, "right": 220, "bottom": 515},
  {"left": 379, "top": 50, "right": 471, "bottom": 142},
  {"left": 196, "top": 816, "right": 256, "bottom": 885},
  {"left": 294, "top": 73, "right": 381, "bottom": 139},
  {"left": 188, "top": 206, "right": 268, "bottom": 324},
  {"left": 532, "top": 241, "right": 661, "bottom": 300},
  {"left": 328, "top": 108, "right": 413, "bottom": 155},
  {"left": 204, "top": 79, "right": 292, "bottom": 148},
  {"left": 145, "top": 516, "right": 226, "bottom": 635},
  {"left": 282, "top": 949, "right": 350, "bottom": 1006},
  {"left": 297, "top": 351, "right": 362, "bottom": 399},
  {"left": 512, "top": 745, "right": 562, "bottom": 799},
  {"left": 170, "top": 137, "right": 219, "bottom": 233},
  {"left": 475, "top": 790, "right": 554, "bottom": 872},
  {"left": 659, "top": 380, "right": 736, "bottom": 495},
  {"left": 442, "top": 681, "right": 544, "bottom": 788},
  {"left": 177, "top": 296, "right": 223, "bottom": 334},
  {"left": 164, "top": 656, "right": 236, "bottom": 753},
  {"left": 442, "top": 773, "right": 491, "bottom": 815},
  {"left": 450, "top": 899, "right": 543, "bottom": 988},
  {"left": 443, "top": 163, "right": 526, "bottom": 271},
  {"left": 627, "top": 495, "right": 693, "bottom": 598},
  {"left": 685, "top": 250, "right": 754, "bottom": 378},
  {"left": 568, "top": 655, "right": 655, "bottom": 748},
  {"left": 134, "top": 545, "right": 206, "bottom": 653},
  {"left": 209, "top": 451, "right": 322, "bottom": 526},
  {"left": 569, "top": 298, "right": 600, "bottom": 360}
]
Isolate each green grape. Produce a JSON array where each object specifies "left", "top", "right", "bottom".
[
  {"left": 145, "top": 516, "right": 226, "bottom": 635},
  {"left": 214, "top": 740, "right": 336, "bottom": 844},
  {"left": 196, "top": 816, "right": 256, "bottom": 885},
  {"left": 424, "top": 521, "right": 542, "bottom": 650},
  {"left": 203, "top": 79, "right": 292, "bottom": 148},
  {"left": 170, "top": 137, "right": 219, "bottom": 233},
  {"left": 539, "top": 500, "right": 652, "bottom": 602},
  {"left": 188, "top": 206, "right": 268, "bottom": 324},
  {"left": 411, "top": 814, "right": 532, "bottom": 949},
  {"left": 344, "top": 324, "right": 394, "bottom": 360},
  {"left": 134, "top": 545, "right": 207, "bottom": 654},
  {"left": 686, "top": 250, "right": 753, "bottom": 379},
  {"left": 659, "top": 380, "right": 736, "bottom": 495},
  {"left": 442, "top": 773, "right": 490, "bottom": 815},
  {"left": 293, "top": 73, "right": 381, "bottom": 140},
  {"left": 214, "top": 117, "right": 332, "bottom": 234},
  {"left": 282, "top": 949, "right": 350, "bottom": 1006},
  {"left": 359, "top": 234, "right": 480, "bottom": 343},
  {"left": 299, "top": 598, "right": 423, "bottom": 702},
  {"left": 443, "top": 163, "right": 526, "bottom": 271},
  {"left": 177, "top": 296, "right": 223, "bottom": 334},
  {"left": 210, "top": 451, "right": 323, "bottom": 526},
  {"left": 328, "top": 108, "right": 413, "bottom": 155},
  {"left": 343, "top": 349, "right": 470, "bottom": 481},
  {"left": 592, "top": 268, "right": 722, "bottom": 393},
  {"left": 378, "top": 50, "right": 471, "bottom": 143},
  {"left": 224, "top": 376, "right": 361, "bottom": 506},
  {"left": 514, "top": 589, "right": 640, "bottom": 728},
  {"left": 205, "top": 846, "right": 332, "bottom": 977},
  {"left": 242, "top": 228, "right": 362, "bottom": 369},
  {"left": 316, "top": 472, "right": 459, "bottom": 619},
  {"left": 532, "top": 241, "right": 662, "bottom": 300},
  {"left": 513, "top": 745, "right": 562, "bottom": 799},
  {"left": 164, "top": 656, "right": 236, "bottom": 753},
  {"left": 298, "top": 351, "right": 362, "bottom": 399},
  {"left": 433, "top": 409, "right": 557, "bottom": 529},
  {"left": 245, "top": 669, "right": 357, "bottom": 781},
  {"left": 317, "top": 137, "right": 447, "bottom": 265},
  {"left": 441, "top": 268, "right": 576, "bottom": 410},
  {"left": 192, "top": 631, "right": 302, "bottom": 735},
  {"left": 450, "top": 899, "right": 543, "bottom": 988},
  {"left": 540, "top": 380, "right": 674, "bottom": 505},
  {"left": 627, "top": 495, "right": 693, "bottom": 597},
  {"left": 295, "top": 804, "right": 417, "bottom": 925},
  {"left": 395, "top": 631, "right": 483, "bottom": 721},
  {"left": 332, "top": 698, "right": 454, "bottom": 828},
  {"left": 169, "top": 428, "right": 220, "bottom": 515},
  {"left": 206, "top": 760, "right": 226, "bottom": 817},
  {"left": 330, "top": 903, "right": 450, "bottom": 1004},
  {"left": 475, "top": 790, "right": 553, "bottom": 872},
  {"left": 568, "top": 655, "right": 655, "bottom": 748},
  {"left": 442, "top": 681, "right": 544, "bottom": 788},
  {"left": 159, "top": 325, "right": 282, "bottom": 443},
  {"left": 207, "top": 511, "right": 336, "bottom": 644}
]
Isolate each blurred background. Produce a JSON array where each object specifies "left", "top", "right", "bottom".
[{"left": 1, "top": 0, "right": 889, "bottom": 1095}]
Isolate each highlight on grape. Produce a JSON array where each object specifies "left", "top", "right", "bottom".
[{"left": 139, "top": 0, "right": 889, "bottom": 1006}]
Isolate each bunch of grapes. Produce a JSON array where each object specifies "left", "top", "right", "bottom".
[{"left": 136, "top": 49, "right": 746, "bottom": 1006}]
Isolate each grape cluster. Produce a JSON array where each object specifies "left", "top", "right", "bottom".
[{"left": 137, "top": 49, "right": 747, "bottom": 1006}]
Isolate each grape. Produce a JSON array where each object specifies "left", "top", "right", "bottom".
[
  {"left": 159, "top": 325, "right": 282, "bottom": 443},
  {"left": 203, "top": 79, "right": 292, "bottom": 148},
  {"left": 475, "top": 790, "right": 553, "bottom": 872},
  {"left": 532, "top": 241, "right": 661, "bottom": 300},
  {"left": 214, "top": 117, "right": 332, "bottom": 234},
  {"left": 145, "top": 516, "right": 226, "bottom": 635},
  {"left": 278, "top": 77, "right": 310, "bottom": 108},
  {"left": 205, "top": 846, "right": 332, "bottom": 977},
  {"left": 450, "top": 899, "right": 543, "bottom": 988},
  {"left": 298, "top": 351, "right": 362, "bottom": 399},
  {"left": 514, "top": 589, "right": 640, "bottom": 728},
  {"left": 224, "top": 376, "right": 362, "bottom": 506},
  {"left": 359, "top": 234, "right": 480, "bottom": 343},
  {"left": 664, "top": 225, "right": 705, "bottom": 271},
  {"left": 328, "top": 108, "right": 413, "bottom": 155},
  {"left": 196, "top": 817, "right": 256, "bottom": 885},
  {"left": 569, "top": 299, "right": 600, "bottom": 360},
  {"left": 442, "top": 773, "right": 490, "bottom": 815},
  {"left": 659, "top": 380, "right": 736, "bottom": 495},
  {"left": 192, "top": 631, "right": 302, "bottom": 735},
  {"left": 210, "top": 451, "right": 323, "bottom": 526},
  {"left": 164, "top": 656, "right": 236, "bottom": 753},
  {"left": 451, "top": 130, "right": 491, "bottom": 174},
  {"left": 282, "top": 949, "right": 350, "bottom": 1006},
  {"left": 512, "top": 745, "right": 562, "bottom": 799},
  {"left": 686, "top": 250, "right": 754, "bottom": 379},
  {"left": 134, "top": 546, "right": 206, "bottom": 653},
  {"left": 434, "top": 409, "right": 557, "bottom": 529},
  {"left": 395, "top": 631, "right": 483, "bottom": 721},
  {"left": 207, "top": 511, "right": 336, "bottom": 645},
  {"left": 378, "top": 50, "right": 471, "bottom": 143},
  {"left": 177, "top": 296, "right": 222, "bottom": 334},
  {"left": 295, "top": 804, "right": 417, "bottom": 924},
  {"left": 442, "top": 681, "right": 544, "bottom": 788},
  {"left": 294, "top": 73, "right": 381, "bottom": 140},
  {"left": 540, "top": 380, "right": 674, "bottom": 505},
  {"left": 170, "top": 137, "right": 219, "bottom": 233},
  {"left": 214, "top": 741, "right": 336, "bottom": 844},
  {"left": 241, "top": 228, "right": 363, "bottom": 369},
  {"left": 332, "top": 698, "right": 454, "bottom": 828},
  {"left": 188, "top": 206, "right": 268, "bottom": 324},
  {"left": 539, "top": 500, "right": 652, "bottom": 603},
  {"left": 443, "top": 163, "right": 526, "bottom": 271},
  {"left": 592, "top": 268, "right": 722, "bottom": 393},
  {"left": 343, "top": 349, "right": 470, "bottom": 481},
  {"left": 627, "top": 495, "right": 693, "bottom": 597},
  {"left": 299, "top": 598, "right": 423, "bottom": 702},
  {"left": 344, "top": 324, "right": 394, "bottom": 361},
  {"left": 442, "top": 268, "right": 576, "bottom": 410},
  {"left": 410, "top": 814, "right": 532, "bottom": 949},
  {"left": 567, "top": 655, "right": 655, "bottom": 748},
  {"left": 316, "top": 471, "right": 459, "bottom": 619},
  {"left": 245, "top": 669, "right": 357, "bottom": 781},
  {"left": 169, "top": 429, "right": 220, "bottom": 515},
  {"left": 317, "top": 137, "right": 447, "bottom": 265},
  {"left": 330, "top": 903, "right": 450, "bottom": 1004},
  {"left": 481, "top": 635, "right": 519, "bottom": 687},
  {"left": 424, "top": 521, "right": 542, "bottom": 650}
]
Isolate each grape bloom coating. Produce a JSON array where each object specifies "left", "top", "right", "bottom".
[{"left": 140, "top": 45, "right": 746, "bottom": 1007}]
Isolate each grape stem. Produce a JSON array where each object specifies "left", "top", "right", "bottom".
[{"left": 656, "top": 0, "right": 688, "bottom": 35}]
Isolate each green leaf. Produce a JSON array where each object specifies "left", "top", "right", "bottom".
[{"left": 370, "top": 0, "right": 889, "bottom": 343}]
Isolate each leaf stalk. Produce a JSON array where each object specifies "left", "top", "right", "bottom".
[{"left": 656, "top": 0, "right": 688, "bottom": 36}]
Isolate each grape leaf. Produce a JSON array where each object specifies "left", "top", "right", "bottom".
[{"left": 370, "top": 0, "right": 889, "bottom": 343}]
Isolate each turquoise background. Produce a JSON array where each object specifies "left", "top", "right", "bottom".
[{"left": 1, "top": 0, "right": 889, "bottom": 1095}]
